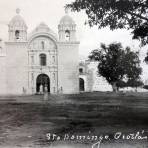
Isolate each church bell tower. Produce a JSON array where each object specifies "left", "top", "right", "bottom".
[
  {"left": 57, "top": 11, "right": 80, "bottom": 94},
  {"left": 58, "top": 10, "right": 76, "bottom": 42},
  {"left": 5, "top": 8, "right": 28, "bottom": 95},
  {"left": 8, "top": 8, "right": 27, "bottom": 42}
]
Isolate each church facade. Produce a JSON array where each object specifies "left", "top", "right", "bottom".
[{"left": 0, "top": 9, "right": 80, "bottom": 95}]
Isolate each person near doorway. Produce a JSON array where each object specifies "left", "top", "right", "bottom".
[
  {"left": 39, "top": 84, "right": 43, "bottom": 94},
  {"left": 43, "top": 84, "right": 48, "bottom": 100}
]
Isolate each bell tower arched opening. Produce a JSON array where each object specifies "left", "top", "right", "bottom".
[
  {"left": 15, "top": 30, "right": 20, "bottom": 39},
  {"left": 65, "top": 30, "right": 70, "bottom": 41},
  {"left": 8, "top": 8, "right": 27, "bottom": 42},
  {"left": 58, "top": 12, "right": 76, "bottom": 42}
]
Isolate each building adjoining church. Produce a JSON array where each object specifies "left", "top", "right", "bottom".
[
  {"left": 0, "top": 9, "right": 80, "bottom": 95},
  {"left": 79, "top": 60, "right": 112, "bottom": 92}
]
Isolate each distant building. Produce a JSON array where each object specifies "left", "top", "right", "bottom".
[
  {"left": 79, "top": 53, "right": 148, "bottom": 92},
  {"left": 79, "top": 60, "right": 112, "bottom": 92},
  {"left": 79, "top": 44, "right": 148, "bottom": 92}
]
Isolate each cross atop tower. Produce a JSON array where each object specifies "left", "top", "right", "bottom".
[
  {"left": 65, "top": 7, "right": 68, "bottom": 14},
  {"left": 16, "top": 8, "right": 21, "bottom": 14}
]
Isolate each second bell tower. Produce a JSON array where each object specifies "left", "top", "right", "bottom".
[
  {"left": 58, "top": 11, "right": 76, "bottom": 42},
  {"left": 57, "top": 11, "right": 80, "bottom": 94}
]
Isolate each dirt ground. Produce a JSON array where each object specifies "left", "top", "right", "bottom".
[{"left": 0, "top": 92, "right": 148, "bottom": 148}]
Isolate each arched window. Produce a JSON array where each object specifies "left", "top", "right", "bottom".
[
  {"left": 79, "top": 78, "right": 85, "bottom": 91},
  {"left": 40, "top": 54, "right": 46, "bottom": 66},
  {"left": 79, "top": 68, "right": 83, "bottom": 73},
  {"left": 65, "top": 30, "right": 70, "bottom": 41},
  {"left": 15, "top": 30, "right": 20, "bottom": 39},
  {"left": 41, "top": 41, "right": 45, "bottom": 49}
]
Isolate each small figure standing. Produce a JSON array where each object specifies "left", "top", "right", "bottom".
[
  {"left": 39, "top": 84, "right": 43, "bottom": 94},
  {"left": 43, "top": 84, "right": 48, "bottom": 101},
  {"left": 22, "top": 87, "right": 26, "bottom": 95},
  {"left": 60, "top": 86, "right": 63, "bottom": 94}
]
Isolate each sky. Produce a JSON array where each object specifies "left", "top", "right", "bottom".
[{"left": 0, "top": 0, "right": 147, "bottom": 59}]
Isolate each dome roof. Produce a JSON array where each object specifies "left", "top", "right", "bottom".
[
  {"left": 60, "top": 14, "right": 75, "bottom": 25},
  {"left": 35, "top": 22, "right": 50, "bottom": 31},
  {"left": 9, "top": 9, "right": 27, "bottom": 28},
  {"left": 29, "top": 22, "right": 57, "bottom": 40}
]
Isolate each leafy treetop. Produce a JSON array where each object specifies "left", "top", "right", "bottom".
[
  {"left": 66, "top": 0, "right": 148, "bottom": 45},
  {"left": 89, "top": 42, "right": 143, "bottom": 91}
]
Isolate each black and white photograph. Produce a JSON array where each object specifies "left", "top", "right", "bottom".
[{"left": 0, "top": 0, "right": 148, "bottom": 147}]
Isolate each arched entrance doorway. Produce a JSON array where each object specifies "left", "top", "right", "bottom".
[
  {"left": 36, "top": 74, "right": 50, "bottom": 93},
  {"left": 79, "top": 78, "right": 85, "bottom": 91}
]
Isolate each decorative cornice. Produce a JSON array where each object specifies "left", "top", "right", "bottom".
[
  {"left": 0, "top": 54, "right": 6, "bottom": 57},
  {"left": 57, "top": 41, "right": 80, "bottom": 44},
  {"left": 5, "top": 41, "right": 28, "bottom": 45},
  {"left": 29, "top": 65, "right": 58, "bottom": 69}
]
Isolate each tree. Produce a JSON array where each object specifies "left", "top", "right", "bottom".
[
  {"left": 89, "top": 42, "right": 143, "bottom": 92},
  {"left": 66, "top": 0, "right": 148, "bottom": 46}
]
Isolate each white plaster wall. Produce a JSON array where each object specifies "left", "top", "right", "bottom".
[
  {"left": 139, "top": 48, "right": 148, "bottom": 88},
  {"left": 0, "top": 55, "right": 6, "bottom": 94},
  {"left": 5, "top": 42, "right": 28, "bottom": 95},
  {"left": 58, "top": 42, "right": 79, "bottom": 94},
  {"left": 86, "top": 61, "right": 112, "bottom": 92}
]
